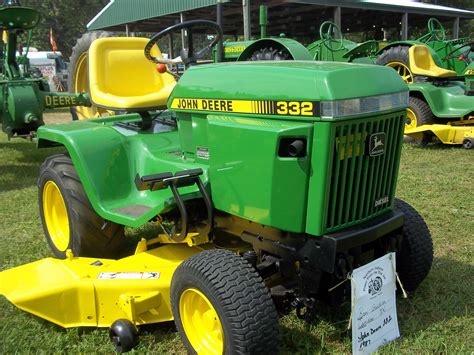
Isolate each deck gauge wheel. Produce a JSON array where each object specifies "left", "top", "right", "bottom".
[{"left": 109, "top": 319, "right": 139, "bottom": 353}]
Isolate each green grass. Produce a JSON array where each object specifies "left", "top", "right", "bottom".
[{"left": 0, "top": 133, "right": 473, "bottom": 353}]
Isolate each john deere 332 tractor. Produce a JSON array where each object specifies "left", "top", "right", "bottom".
[{"left": 0, "top": 20, "right": 433, "bottom": 353}]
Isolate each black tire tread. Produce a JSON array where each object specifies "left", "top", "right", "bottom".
[
  {"left": 395, "top": 198, "right": 433, "bottom": 292},
  {"left": 38, "top": 154, "right": 125, "bottom": 258},
  {"left": 376, "top": 45, "right": 410, "bottom": 68},
  {"left": 408, "top": 96, "right": 435, "bottom": 126},
  {"left": 171, "top": 249, "right": 279, "bottom": 354}
]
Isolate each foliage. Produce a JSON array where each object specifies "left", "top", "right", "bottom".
[{"left": 20, "top": 0, "right": 108, "bottom": 58}]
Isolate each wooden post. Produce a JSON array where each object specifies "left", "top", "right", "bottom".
[
  {"left": 217, "top": 0, "right": 224, "bottom": 62},
  {"left": 401, "top": 12, "right": 408, "bottom": 40},
  {"left": 180, "top": 12, "right": 186, "bottom": 49},
  {"left": 243, "top": 0, "right": 251, "bottom": 40},
  {"left": 453, "top": 17, "right": 460, "bottom": 39},
  {"left": 334, "top": 6, "right": 341, "bottom": 30}
]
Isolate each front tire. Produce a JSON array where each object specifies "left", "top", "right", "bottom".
[
  {"left": 171, "top": 249, "right": 279, "bottom": 354},
  {"left": 38, "top": 154, "right": 126, "bottom": 259},
  {"left": 395, "top": 199, "right": 433, "bottom": 292}
]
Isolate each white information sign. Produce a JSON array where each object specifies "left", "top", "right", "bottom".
[{"left": 351, "top": 253, "right": 400, "bottom": 354}]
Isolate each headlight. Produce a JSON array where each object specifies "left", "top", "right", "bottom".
[{"left": 320, "top": 92, "right": 409, "bottom": 119}]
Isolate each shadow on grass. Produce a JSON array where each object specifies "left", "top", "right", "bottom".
[
  {"left": 396, "top": 256, "right": 473, "bottom": 329},
  {"left": 0, "top": 142, "right": 64, "bottom": 192}
]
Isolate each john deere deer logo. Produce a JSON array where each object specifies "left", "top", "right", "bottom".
[{"left": 369, "top": 133, "right": 386, "bottom": 157}]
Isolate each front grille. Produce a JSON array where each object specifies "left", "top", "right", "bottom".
[{"left": 325, "top": 112, "right": 405, "bottom": 233}]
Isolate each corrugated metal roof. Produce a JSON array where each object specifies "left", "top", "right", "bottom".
[
  {"left": 88, "top": 0, "right": 474, "bottom": 31},
  {"left": 298, "top": 0, "right": 474, "bottom": 17},
  {"left": 88, "top": 0, "right": 231, "bottom": 31}
]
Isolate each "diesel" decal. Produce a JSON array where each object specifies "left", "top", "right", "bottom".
[{"left": 171, "top": 98, "right": 320, "bottom": 117}]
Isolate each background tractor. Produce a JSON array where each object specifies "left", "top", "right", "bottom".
[
  {"left": 0, "top": 1, "right": 92, "bottom": 139},
  {"left": 0, "top": 20, "right": 434, "bottom": 353}
]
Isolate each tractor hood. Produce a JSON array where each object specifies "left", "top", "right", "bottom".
[{"left": 168, "top": 61, "right": 408, "bottom": 121}]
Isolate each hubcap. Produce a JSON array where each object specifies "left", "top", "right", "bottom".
[
  {"left": 387, "top": 61, "right": 414, "bottom": 84},
  {"left": 406, "top": 108, "right": 417, "bottom": 131},
  {"left": 43, "top": 181, "right": 70, "bottom": 251},
  {"left": 179, "top": 288, "right": 224, "bottom": 354}
]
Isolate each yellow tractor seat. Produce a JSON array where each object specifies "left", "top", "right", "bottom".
[
  {"left": 88, "top": 37, "right": 176, "bottom": 111},
  {"left": 408, "top": 45, "right": 457, "bottom": 78}
]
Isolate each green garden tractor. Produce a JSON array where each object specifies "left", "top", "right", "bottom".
[
  {"left": 0, "top": 1, "right": 91, "bottom": 139},
  {"left": 0, "top": 20, "right": 434, "bottom": 353}
]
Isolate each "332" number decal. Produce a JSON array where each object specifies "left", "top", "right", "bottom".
[{"left": 276, "top": 101, "right": 314, "bottom": 116}]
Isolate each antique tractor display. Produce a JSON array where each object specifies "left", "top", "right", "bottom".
[
  {"left": 0, "top": 20, "right": 434, "bottom": 353},
  {"left": 0, "top": 1, "right": 91, "bottom": 139},
  {"left": 402, "top": 46, "right": 473, "bottom": 148}
]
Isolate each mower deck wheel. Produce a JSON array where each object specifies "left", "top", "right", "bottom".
[
  {"left": 109, "top": 319, "right": 139, "bottom": 353},
  {"left": 462, "top": 138, "right": 473, "bottom": 149},
  {"left": 171, "top": 249, "right": 279, "bottom": 354},
  {"left": 38, "top": 154, "right": 126, "bottom": 259}
]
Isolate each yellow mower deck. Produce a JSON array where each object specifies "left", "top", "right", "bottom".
[
  {"left": 0, "top": 243, "right": 205, "bottom": 328},
  {"left": 405, "top": 122, "right": 474, "bottom": 145}
]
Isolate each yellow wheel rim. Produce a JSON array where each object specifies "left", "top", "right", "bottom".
[
  {"left": 387, "top": 61, "right": 414, "bottom": 84},
  {"left": 42, "top": 181, "right": 70, "bottom": 251},
  {"left": 179, "top": 288, "right": 224, "bottom": 354},
  {"left": 406, "top": 108, "right": 417, "bottom": 131},
  {"left": 73, "top": 52, "right": 113, "bottom": 120}
]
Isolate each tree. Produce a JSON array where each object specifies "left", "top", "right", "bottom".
[{"left": 20, "top": 0, "right": 109, "bottom": 58}]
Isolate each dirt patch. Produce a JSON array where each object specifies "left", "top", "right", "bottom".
[{"left": 44, "top": 111, "right": 72, "bottom": 125}]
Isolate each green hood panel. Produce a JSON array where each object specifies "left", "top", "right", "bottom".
[
  {"left": 37, "top": 119, "right": 206, "bottom": 228},
  {"left": 169, "top": 61, "right": 407, "bottom": 120}
]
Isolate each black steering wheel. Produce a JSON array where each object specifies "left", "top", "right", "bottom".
[{"left": 144, "top": 20, "right": 223, "bottom": 67}]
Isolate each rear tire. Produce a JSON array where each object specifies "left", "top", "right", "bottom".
[
  {"left": 38, "top": 154, "right": 126, "bottom": 259},
  {"left": 394, "top": 199, "right": 433, "bottom": 292},
  {"left": 376, "top": 45, "right": 416, "bottom": 84},
  {"left": 69, "top": 31, "right": 115, "bottom": 120},
  {"left": 171, "top": 249, "right": 279, "bottom": 354}
]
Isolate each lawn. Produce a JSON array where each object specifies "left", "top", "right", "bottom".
[{"left": 0, "top": 115, "right": 473, "bottom": 353}]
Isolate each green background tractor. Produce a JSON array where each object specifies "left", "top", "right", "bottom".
[
  {"left": 0, "top": 20, "right": 433, "bottom": 353},
  {"left": 0, "top": 1, "right": 92, "bottom": 139}
]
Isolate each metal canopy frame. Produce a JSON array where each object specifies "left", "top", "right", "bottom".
[{"left": 87, "top": 0, "right": 474, "bottom": 42}]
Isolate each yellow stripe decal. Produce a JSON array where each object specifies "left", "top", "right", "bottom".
[{"left": 170, "top": 98, "right": 319, "bottom": 117}]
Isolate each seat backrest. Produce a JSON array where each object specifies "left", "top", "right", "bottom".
[
  {"left": 409, "top": 45, "right": 456, "bottom": 78},
  {"left": 88, "top": 37, "right": 176, "bottom": 110}
]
